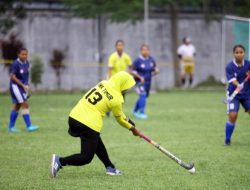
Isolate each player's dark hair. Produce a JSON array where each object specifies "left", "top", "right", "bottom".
[
  {"left": 140, "top": 44, "right": 150, "bottom": 50},
  {"left": 115, "top": 40, "right": 124, "bottom": 46},
  {"left": 233, "top": 44, "right": 245, "bottom": 52},
  {"left": 18, "top": 47, "right": 28, "bottom": 54}
]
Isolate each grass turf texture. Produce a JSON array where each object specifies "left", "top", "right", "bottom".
[{"left": 0, "top": 91, "right": 249, "bottom": 190}]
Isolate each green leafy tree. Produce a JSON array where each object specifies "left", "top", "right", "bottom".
[
  {"left": 63, "top": 0, "right": 144, "bottom": 22},
  {"left": 63, "top": 0, "right": 145, "bottom": 81},
  {"left": 151, "top": 0, "right": 250, "bottom": 86},
  {"left": 31, "top": 56, "right": 44, "bottom": 90},
  {"left": 0, "top": 1, "right": 26, "bottom": 69},
  {"left": 63, "top": 0, "right": 189, "bottom": 86},
  {"left": 1, "top": 33, "right": 24, "bottom": 67},
  {"left": 150, "top": 0, "right": 202, "bottom": 86},
  {"left": 0, "top": 0, "right": 26, "bottom": 35},
  {"left": 50, "top": 49, "right": 66, "bottom": 90},
  {"left": 63, "top": 0, "right": 250, "bottom": 87}
]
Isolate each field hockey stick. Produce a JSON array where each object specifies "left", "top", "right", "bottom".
[
  {"left": 223, "top": 73, "right": 250, "bottom": 104},
  {"left": 26, "top": 87, "right": 31, "bottom": 99},
  {"left": 139, "top": 132, "right": 195, "bottom": 172}
]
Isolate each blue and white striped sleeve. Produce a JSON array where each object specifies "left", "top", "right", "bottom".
[
  {"left": 226, "top": 65, "right": 236, "bottom": 83},
  {"left": 10, "top": 61, "right": 18, "bottom": 75}
]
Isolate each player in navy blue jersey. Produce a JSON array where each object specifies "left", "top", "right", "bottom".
[
  {"left": 224, "top": 45, "right": 250, "bottom": 145},
  {"left": 8, "top": 48, "right": 39, "bottom": 132},
  {"left": 131, "top": 44, "right": 159, "bottom": 119}
]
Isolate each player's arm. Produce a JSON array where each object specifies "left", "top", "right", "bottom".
[
  {"left": 108, "top": 55, "right": 114, "bottom": 78},
  {"left": 112, "top": 104, "right": 133, "bottom": 130},
  {"left": 111, "top": 105, "right": 141, "bottom": 136},
  {"left": 177, "top": 46, "right": 182, "bottom": 59},
  {"left": 226, "top": 65, "right": 240, "bottom": 87},
  {"left": 193, "top": 45, "right": 196, "bottom": 57},
  {"left": 127, "top": 65, "right": 133, "bottom": 75},
  {"left": 126, "top": 55, "right": 133, "bottom": 74},
  {"left": 131, "top": 60, "right": 144, "bottom": 83},
  {"left": 10, "top": 64, "right": 29, "bottom": 92},
  {"left": 152, "top": 59, "right": 160, "bottom": 76},
  {"left": 131, "top": 71, "right": 143, "bottom": 81},
  {"left": 152, "top": 67, "right": 160, "bottom": 76},
  {"left": 108, "top": 68, "right": 113, "bottom": 78}
]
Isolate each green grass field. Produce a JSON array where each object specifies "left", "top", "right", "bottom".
[{"left": 0, "top": 91, "right": 250, "bottom": 190}]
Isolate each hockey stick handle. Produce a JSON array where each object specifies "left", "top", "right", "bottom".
[
  {"left": 226, "top": 73, "right": 250, "bottom": 103},
  {"left": 244, "top": 73, "right": 250, "bottom": 82},
  {"left": 139, "top": 132, "right": 194, "bottom": 170},
  {"left": 235, "top": 73, "right": 250, "bottom": 90}
]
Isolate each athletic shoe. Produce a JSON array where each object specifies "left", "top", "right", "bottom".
[
  {"left": 133, "top": 111, "right": 141, "bottom": 118},
  {"left": 51, "top": 154, "right": 62, "bottom": 178},
  {"left": 106, "top": 166, "right": 122, "bottom": 176},
  {"left": 8, "top": 127, "right": 21, "bottom": 133},
  {"left": 133, "top": 112, "right": 148, "bottom": 120},
  {"left": 139, "top": 113, "right": 148, "bottom": 119},
  {"left": 224, "top": 139, "right": 231, "bottom": 146},
  {"left": 26, "top": 125, "right": 39, "bottom": 132}
]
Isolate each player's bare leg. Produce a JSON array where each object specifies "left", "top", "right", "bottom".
[
  {"left": 189, "top": 74, "right": 193, "bottom": 87},
  {"left": 13, "top": 103, "right": 21, "bottom": 111},
  {"left": 181, "top": 73, "right": 186, "bottom": 87},
  {"left": 228, "top": 112, "right": 238, "bottom": 124},
  {"left": 182, "top": 74, "right": 185, "bottom": 86}
]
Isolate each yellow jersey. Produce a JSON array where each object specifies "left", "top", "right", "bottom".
[
  {"left": 69, "top": 71, "right": 136, "bottom": 133},
  {"left": 108, "top": 52, "right": 132, "bottom": 76}
]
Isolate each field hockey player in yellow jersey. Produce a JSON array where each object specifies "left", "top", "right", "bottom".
[
  {"left": 51, "top": 71, "right": 142, "bottom": 177},
  {"left": 108, "top": 40, "right": 132, "bottom": 78},
  {"left": 106, "top": 40, "right": 132, "bottom": 117}
]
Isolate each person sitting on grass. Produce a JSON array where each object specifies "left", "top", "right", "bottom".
[{"left": 51, "top": 71, "right": 142, "bottom": 177}]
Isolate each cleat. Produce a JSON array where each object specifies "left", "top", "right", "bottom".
[
  {"left": 51, "top": 154, "right": 62, "bottom": 178},
  {"left": 106, "top": 166, "right": 122, "bottom": 176},
  {"left": 134, "top": 112, "right": 148, "bottom": 120},
  {"left": 8, "top": 127, "right": 21, "bottom": 133},
  {"left": 139, "top": 113, "right": 148, "bottom": 119},
  {"left": 133, "top": 111, "right": 141, "bottom": 119},
  {"left": 26, "top": 125, "right": 39, "bottom": 132},
  {"left": 132, "top": 110, "right": 138, "bottom": 115},
  {"left": 224, "top": 139, "right": 231, "bottom": 146}
]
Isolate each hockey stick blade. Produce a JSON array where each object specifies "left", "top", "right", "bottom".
[
  {"left": 180, "top": 161, "right": 194, "bottom": 170},
  {"left": 140, "top": 132, "right": 195, "bottom": 171}
]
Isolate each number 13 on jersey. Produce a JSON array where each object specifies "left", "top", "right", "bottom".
[{"left": 85, "top": 88, "right": 103, "bottom": 105}]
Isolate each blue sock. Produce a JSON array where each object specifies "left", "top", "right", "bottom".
[
  {"left": 9, "top": 110, "right": 19, "bottom": 129},
  {"left": 133, "top": 99, "right": 140, "bottom": 113},
  {"left": 22, "top": 114, "right": 32, "bottom": 128},
  {"left": 138, "top": 94, "right": 147, "bottom": 114},
  {"left": 225, "top": 121, "right": 235, "bottom": 141}
]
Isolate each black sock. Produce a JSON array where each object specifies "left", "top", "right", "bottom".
[
  {"left": 189, "top": 78, "right": 193, "bottom": 86},
  {"left": 59, "top": 158, "right": 65, "bottom": 166},
  {"left": 181, "top": 78, "right": 186, "bottom": 85}
]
